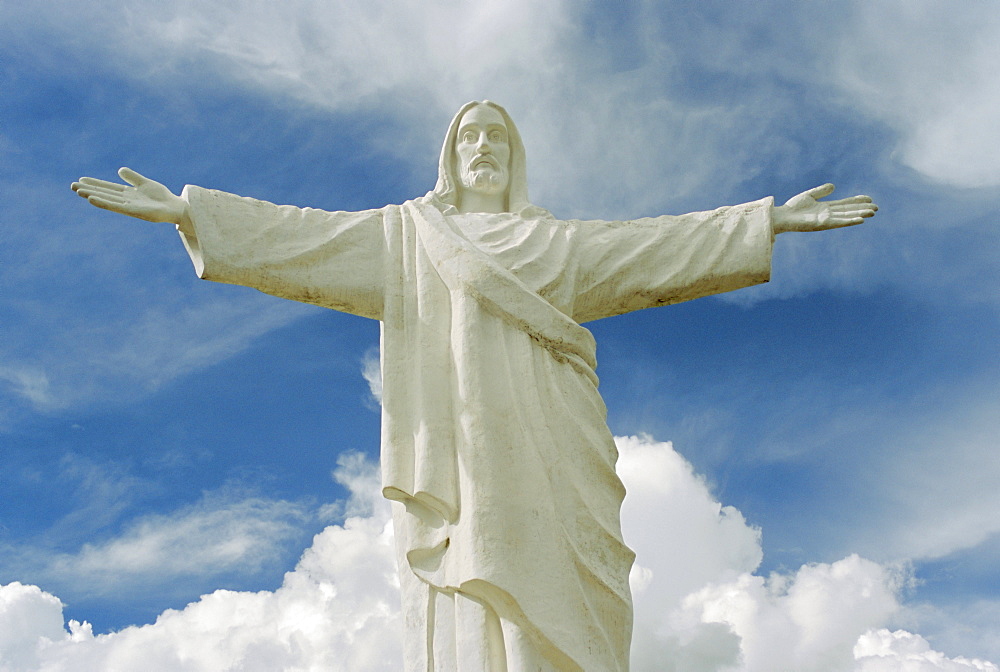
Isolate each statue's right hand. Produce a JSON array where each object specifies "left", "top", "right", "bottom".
[{"left": 72, "top": 167, "right": 189, "bottom": 226}]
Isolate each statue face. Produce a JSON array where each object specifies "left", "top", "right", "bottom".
[{"left": 454, "top": 104, "right": 510, "bottom": 198}]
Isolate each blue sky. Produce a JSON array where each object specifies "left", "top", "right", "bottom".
[{"left": 1, "top": 1, "right": 998, "bottom": 669}]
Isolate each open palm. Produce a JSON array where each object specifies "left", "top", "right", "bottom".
[
  {"left": 72, "top": 167, "right": 188, "bottom": 225},
  {"left": 772, "top": 183, "right": 878, "bottom": 234}
]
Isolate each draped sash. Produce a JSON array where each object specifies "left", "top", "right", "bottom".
[{"left": 379, "top": 199, "right": 599, "bottom": 530}]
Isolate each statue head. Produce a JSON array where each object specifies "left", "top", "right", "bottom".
[
  {"left": 426, "top": 100, "right": 549, "bottom": 217},
  {"left": 454, "top": 104, "right": 510, "bottom": 202}
]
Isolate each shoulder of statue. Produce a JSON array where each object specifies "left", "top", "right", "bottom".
[
  {"left": 415, "top": 191, "right": 458, "bottom": 215},
  {"left": 517, "top": 203, "right": 556, "bottom": 220}
]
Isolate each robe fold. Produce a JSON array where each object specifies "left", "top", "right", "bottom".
[{"left": 177, "top": 184, "right": 774, "bottom": 671}]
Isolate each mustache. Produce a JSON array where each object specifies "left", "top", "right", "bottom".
[{"left": 468, "top": 155, "right": 500, "bottom": 170}]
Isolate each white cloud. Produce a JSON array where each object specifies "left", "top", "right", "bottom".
[
  {"left": 855, "top": 629, "right": 1000, "bottom": 672},
  {"left": 897, "top": 599, "right": 1000, "bottom": 669},
  {"left": 0, "top": 0, "right": 838, "bottom": 216},
  {"left": 7, "top": 291, "right": 305, "bottom": 415},
  {"left": 13, "top": 0, "right": 990, "bottom": 319},
  {"left": 618, "top": 436, "right": 913, "bottom": 671},
  {"left": 5, "top": 438, "right": 982, "bottom": 672},
  {"left": 0, "top": 583, "right": 67, "bottom": 672},
  {"left": 53, "top": 497, "right": 307, "bottom": 586},
  {"left": 319, "top": 450, "right": 385, "bottom": 522},
  {"left": 0, "top": 455, "right": 401, "bottom": 672},
  {"left": 847, "top": 389, "right": 1000, "bottom": 563},
  {"left": 674, "top": 555, "right": 903, "bottom": 672},
  {"left": 0, "top": 176, "right": 311, "bottom": 420},
  {"left": 0, "top": 518, "right": 402, "bottom": 672},
  {"left": 832, "top": 0, "right": 1000, "bottom": 188},
  {"left": 360, "top": 347, "right": 382, "bottom": 407},
  {"left": 4, "top": 487, "right": 314, "bottom": 601},
  {"left": 618, "top": 434, "right": 762, "bottom": 611},
  {"left": 0, "top": 367, "right": 52, "bottom": 408},
  {"left": 5, "top": 0, "right": 996, "bottom": 427}
]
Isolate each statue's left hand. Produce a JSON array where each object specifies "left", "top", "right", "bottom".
[{"left": 771, "top": 183, "right": 877, "bottom": 234}]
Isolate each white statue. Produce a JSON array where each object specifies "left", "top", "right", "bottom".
[{"left": 73, "top": 101, "right": 877, "bottom": 671}]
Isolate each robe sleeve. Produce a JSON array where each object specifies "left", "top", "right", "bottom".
[
  {"left": 570, "top": 197, "right": 775, "bottom": 323},
  {"left": 177, "top": 185, "right": 385, "bottom": 320}
]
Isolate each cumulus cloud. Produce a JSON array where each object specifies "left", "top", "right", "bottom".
[
  {"left": 679, "top": 556, "right": 903, "bottom": 671},
  {"left": 618, "top": 434, "right": 762, "bottom": 610},
  {"left": 0, "top": 583, "right": 67, "bottom": 672},
  {"left": 4, "top": 437, "right": 990, "bottom": 671},
  {"left": 619, "top": 436, "right": 907, "bottom": 671},
  {"left": 0, "top": 454, "right": 401, "bottom": 672},
  {"left": 855, "top": 629, "right": 1000, "bottom": 672}
]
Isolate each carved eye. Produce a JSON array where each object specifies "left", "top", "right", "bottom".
[
  {"left": 463, "top": 131, "right": 476, "bottom": 143},
  {"left": 489, "top": 131, "right": 504, "bottom": 143}
]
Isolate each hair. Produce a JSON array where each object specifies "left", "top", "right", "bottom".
[{"left": 422, "top": 100, "right": 551, "bottom": 218}]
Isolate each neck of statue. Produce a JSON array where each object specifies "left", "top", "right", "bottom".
[{"left": 458, "top": 190, "right": 507, "bottom": 214}]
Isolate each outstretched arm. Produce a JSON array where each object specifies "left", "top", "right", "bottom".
[
  {"left": 72, "top": 167, "right": 191, "bottom": 228},
  {"left": 772, "top": 183, "right": 877, "bottom": 234}
]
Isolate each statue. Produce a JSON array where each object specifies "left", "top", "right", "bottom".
[{"left": 72, "top": 101, "right": 877, "bottom": 671}]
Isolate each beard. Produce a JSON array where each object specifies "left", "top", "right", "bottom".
[{"left": 460, "top": 164, "right": 509, "bottom": 195}]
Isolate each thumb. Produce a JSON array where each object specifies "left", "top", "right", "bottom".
[
  {"left": 118, "top": 167, "right": 148, "bottom": 187},
  {"left": 805, "top": 183, "right": 835, "bottom": 200}
]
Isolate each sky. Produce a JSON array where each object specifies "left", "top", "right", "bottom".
[{"left": 1, "top": 0, "right": 998, "bottom": 670}]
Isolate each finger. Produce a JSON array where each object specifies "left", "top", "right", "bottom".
[
  {"left": 832, "top": 217, "right": 865, "bottom": 227},
  {"left": 74, "top": 177, "right": 127, "bottom": 192},
  {"left": 828, "top": 195, "right": 873, "bottom": 206},
  {"left": 829, "top": 204, "right": 878, "bottom": 215},
  {"left": 118, "top": 167, "right": 148, "bottom": 187},
  {"left": 826, "top": 196, "right": 875, "bottom": 208},
  {"left": 806, "top": 183, "right": 836, "bottom": 200},
  {"left": 77, "top": 188, "right": 126, "bottom": 204},
  {"left": 88, "top": 195, "right": 130, "bottom": 212},
  {"left": 832, "top": 209, "right": 876, "bottom": 219},
  {"left": 73, "top": 183, "right": 126, "bottom": 197}
]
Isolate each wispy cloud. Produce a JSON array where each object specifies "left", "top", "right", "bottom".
[
  {"left": 360, "top": 347, "right": 382, "bottom": 409},
  {"left": 0, "top": 366, "right": 52, "bottom": 408},
  {"left": 46, "top": 495, "right": 309, "bottom": 592},
  {"left": 8, "top": 0, "right": 994, "bottom": 312},
  {"left": 840, "top": 384, "right": 1000, "bottom": 564},
  {"left": 2, "top": 0, "right": 996, "bottom": 428},
  {"left": 3, "top": 485, "right": 313, "bottom": 601},
  {"left": 831, "top": 0, "right": 1000, "bottom": 189}
]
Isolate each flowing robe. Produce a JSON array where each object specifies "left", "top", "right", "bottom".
[{"left": 176, "top": 186, "right": 775, "bottom": 671}]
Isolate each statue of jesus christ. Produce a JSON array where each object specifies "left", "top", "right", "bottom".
[{"left": 73, "top": 100, "right": 877, "bottom": 671}]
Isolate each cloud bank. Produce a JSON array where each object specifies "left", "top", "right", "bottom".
[{"left": 1, "top": 438, "right": 994, "bottom": 671}]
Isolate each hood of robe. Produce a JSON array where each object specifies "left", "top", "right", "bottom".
[{"left": 422, "top": 100, "right": 552, "bottom": 219}]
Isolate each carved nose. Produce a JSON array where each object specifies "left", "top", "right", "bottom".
[{"left": 476, "top": 134, "right": 491, "bottom": 153}]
